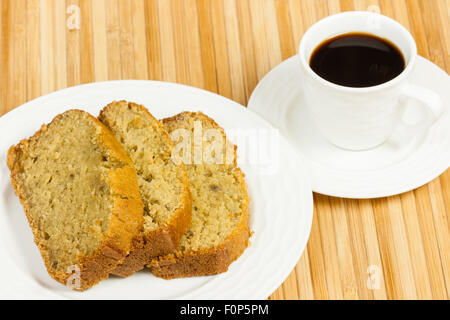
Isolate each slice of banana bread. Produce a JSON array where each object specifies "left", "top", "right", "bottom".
[
  {"left": 7, "top": 110, "right": 143, "bottom": 291},
  {"left": 148, "top": 112, "right": 251, "bottom": 279},
  {"left": 99, "top": 101, "right": 191, "bottom": 277}
]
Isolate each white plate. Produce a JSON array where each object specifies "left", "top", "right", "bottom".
[
  {"left": 248, "top": 56, "right": 450, "bottom": 199},
  {"left": 0, "top": 81, "right": 313, "bottom": 299}
]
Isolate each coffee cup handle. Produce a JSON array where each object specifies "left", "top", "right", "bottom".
[{"left": 395, "top": 84, "right": 444, "bottom": 141}]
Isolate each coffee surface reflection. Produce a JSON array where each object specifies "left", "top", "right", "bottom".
[{"left": 310, "top": 33, "right": 405, "bottom": 88}]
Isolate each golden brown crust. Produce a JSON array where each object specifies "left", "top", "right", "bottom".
[
  {"left": 7, "top": 110, "right": 143, "bottom": 291},
  {"left": 110, "top": 186, "right": 191, "bottom": 277},
  {"left": 99, "top": 101, "right": 192, "bottom": 277},
  {"left": 161, "top": 111, "right": 238, "bottom": 167},
  {"left": 148, "top": 168, "right": 250, "bottom": 279},
  {"left": 147, "top": 113, "right": 251, "bottom": 279}
]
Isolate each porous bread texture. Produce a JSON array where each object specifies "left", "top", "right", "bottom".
[
  {"left": 148, "top": 112, "right": 251, "bottom": 279},
  {"left": 98, "top": 101, "right": 191, "bottom": 277},
  {"left": 7, "top": 110, "right": 143, "bottom": 291}
]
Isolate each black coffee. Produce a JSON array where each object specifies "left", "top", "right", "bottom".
[{"left": 309, "top": 33, "right": 405, "bottom": 88}]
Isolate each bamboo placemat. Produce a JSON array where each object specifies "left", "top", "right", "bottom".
[{"left": 0, "top": 0, "right": 448, "bottom": 300}]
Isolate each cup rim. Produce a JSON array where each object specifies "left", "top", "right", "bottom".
[{"left": 298, "top": 11, "right": 417, "bottom": 93}]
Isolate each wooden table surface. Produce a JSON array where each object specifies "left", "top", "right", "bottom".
[{"left": 0, "top": 0, "right": 449, "bottom": 300}]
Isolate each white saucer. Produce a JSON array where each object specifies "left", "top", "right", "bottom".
[{"left": 248, "top": 56, "right": 450, "bottom": 199}]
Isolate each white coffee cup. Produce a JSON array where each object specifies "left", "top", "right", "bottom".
[{"left": 298, "top": 11, "right": 444, "bottom": 151}]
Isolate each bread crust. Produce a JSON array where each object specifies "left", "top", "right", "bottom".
[
  {"left": 110, "top": 186, "right": 191, "bottom": 277},
  {"left": 161, "top": 111, "right": 238, "bottom": 167},
  {"left": 7, "top": 110, "right": 143, "bottom": 291},
  {"left": 99, "top": 101, "right": 192, "bottom": 277},
  {"left": 147, "top": 112, "right": 251, "bottom": 279}
]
